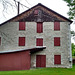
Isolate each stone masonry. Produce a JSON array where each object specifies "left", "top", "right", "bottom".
[{"left": 0, "top": 22, "right": 72, "bottom": 68}]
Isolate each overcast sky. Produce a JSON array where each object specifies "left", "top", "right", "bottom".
[
  {"left": 0, "top": 0, "right": 69, "bottom": 23},
  {"left": 0, "top": 0, "right": 75, "bottom": 43}
]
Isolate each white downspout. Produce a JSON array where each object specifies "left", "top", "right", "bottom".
[{"left": 69, "top": 23, "right": 72, "bottom": 68}]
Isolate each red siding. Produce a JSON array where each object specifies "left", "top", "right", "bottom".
[
  {"left": 54, "top": 55, "right": 61, "bottom": 64},
  {"left": 54, "top": 37, "right": 60, "bottom": 46},
  {"left": 54, "top": 22, "right": 60, "bottom": 30},
  {"left": 0, "top": 50, "right": 30, "bottom": 71},
  {"left": 19, "top": 22, "right": 25, "bottom": 30},
  {"left": 19, "top": 37, "right": 25, "bottom": 46},
  {"left": 37, "top": 22, "right": 43, "bottom": 33},
  {"left": 0, "top": 37, "right": 1, "bottom": 45},
  {"left": 36, "top": 38, "right": 43, "bottom": 46},
  {"left": 36, "top": 55, "right": 46, "bottom": 67}
]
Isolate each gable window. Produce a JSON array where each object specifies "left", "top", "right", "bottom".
[
  {"left": 54, "top": 22, "right": 60, "bottom": 30},
  {"left": 54, "top": 55, "right": 61, "bottom": 64},
  {"left": 19, "top": 22, "right": 25, "bottom": 30},
  {"left": 19, "top": 37, "right": 25, "bottom": 46},
  {"left": 0, "top": 37, "right": 1, "bottom": 45},
  {"left": 37, "top": 22, "right": 43, "bottom": 33},
  {"left": 54, "top": 37, "right": 60, "bottom": 46},
  {"left": 34, "top": 10, "right": 38, "bottom": 15},
  {"left": 36, "top": 38, "right": 43, "bottom": 46}
]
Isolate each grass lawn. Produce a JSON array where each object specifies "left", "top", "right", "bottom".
[
  {"left": 72, "top": 56, "right": 75, "bottom": 59},
  {"left": 0, "top": 65, "right": 75, "bottom": 75}
]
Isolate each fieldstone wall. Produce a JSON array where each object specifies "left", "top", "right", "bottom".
[{"left": 0, "top": 22, "right": 72, "bottom": 68}]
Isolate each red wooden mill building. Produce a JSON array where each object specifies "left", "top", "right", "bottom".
[{"left": 0, "top": 3, "right": 72, "bottom": 71}]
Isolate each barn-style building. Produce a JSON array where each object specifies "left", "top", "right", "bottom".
[{"left": 0, "top": 3, "right": 72, "bottom": 71}]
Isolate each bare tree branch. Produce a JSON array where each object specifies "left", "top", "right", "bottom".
[{"left": 25, "top": 0, "right": 32, "bottom": 6}]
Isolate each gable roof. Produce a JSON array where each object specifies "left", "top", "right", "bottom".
[{"left": 0, "top": 3, "right": 72, "bottom": 25}]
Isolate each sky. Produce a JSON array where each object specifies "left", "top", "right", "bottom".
[
  {"left": 0, "top": 0, "right": 69, "bottom": 23},
  {"left": 0, "top": 0, "right": 75, "bottom": 43}
]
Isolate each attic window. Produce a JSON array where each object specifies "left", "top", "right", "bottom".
[{"left": 34, "top": 10, "right": 38, "bottom": 15}]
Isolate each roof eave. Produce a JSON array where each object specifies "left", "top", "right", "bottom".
[{"left": 0, "top": 3, "right": 73, "bottom": 26}]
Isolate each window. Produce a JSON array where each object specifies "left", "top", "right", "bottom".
[
  {"left": 19, "top": 22, "right": 25, "bottom": 30},
  {"left": 0, "top": 37, "right": 1, "bottom": 45},
  {"left": 37, "top": 22, "right": 43, "bottom": 33},
  {"left": 54, "top": 55, "right": 61, "bottom": 64},
  {"left": 54, "top": 37, "right": 60, "bottom": 46},
  {"left": 19, "top": 37, "right": 25, "bottom": 46},
  {"left": 54, "top": 22, "right": 60, "bottom": 30},
  {"left": 36, "top": 38, "right": 43, "bottom": 46},
  {"left": 34, "top": 10, "right": 38, "bottom": 15}
]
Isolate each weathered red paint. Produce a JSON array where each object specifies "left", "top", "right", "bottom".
[
  {"left": 36, "top": 38, "right": 43, "bottom": 46},
  {"left": 54, "top": 22, "right": 60, "bottom": 30},
  {"left": 19, "top": 22, "right": 25, "bottom": 30},
  {"left": 19, "top": 37, "right": 25, "bottom": 46},
  {"left": 34, "top": 10, "right": 38, "bottom": 15},
  {"left": 37, "top": 22, "right": 43, "bottom": 33},
  {"left": 54, "top": 55, "right": 61, "bottom": 64},
  {"left": 0, "top": 50, "right": 30, "bottom": 71},
  {"left": 54, "top": 37, "right": 60, "bottom": 46},
  {"left": 36, "top": 55, "right": 46, "bottom": 67}
]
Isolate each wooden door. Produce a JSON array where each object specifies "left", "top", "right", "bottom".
[{"left": 36, "top": 55, "right": 46, "bottom": 67}]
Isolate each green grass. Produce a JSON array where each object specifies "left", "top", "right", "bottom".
[
  {"left": 0, "top": 65, "right": 75, "bottom": 75},
  {"left": 72, "top": 56, "right": 75, "bottom": 59}
]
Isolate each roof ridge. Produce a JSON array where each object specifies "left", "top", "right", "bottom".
[{"left": 0, "top": 3, "right": 72, "bottom": 26}]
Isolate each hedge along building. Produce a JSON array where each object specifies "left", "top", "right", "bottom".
[{"left": 0, "top": 3, "right": 72, "bottom": 71}]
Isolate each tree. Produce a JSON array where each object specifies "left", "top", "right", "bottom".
[
  {"left": 0, "top": 0, "right": 17, "bottom": 11},
  {"left": 0, "top": 0, "right": 29, "bottom": 15},
  {"left": 71, "top": 30, "right": 75, "bottom": 42},
  {"left": 63, "top": 0, "right": 75, "bottom": 19},
  {"left": 72, "top": 43, "right": 75, "bottom": 56},
  {"left": 71, "top": 30, "right": 75, "bottom": 36},
  {"left": 71, "top": 31, "right": 75, "bottom": 56}
]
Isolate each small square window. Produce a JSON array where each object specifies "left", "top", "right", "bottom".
[
  {"left": 36, "top": 38, "right": 43, "bottom": 46},
  {"left": 34, "top": 10, "right": 38, "bottom": 15}
]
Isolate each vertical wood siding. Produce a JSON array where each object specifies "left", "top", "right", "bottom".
[
  {"left": 0, "top": 50, "right": 30, "bottom": 71},
  {"left": 36, "top": 55, "right": 46, "bottom": 67}
]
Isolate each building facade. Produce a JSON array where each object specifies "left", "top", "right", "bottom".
[{"left": 0, "top": 3, "right": 72, "bottom": 71}]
